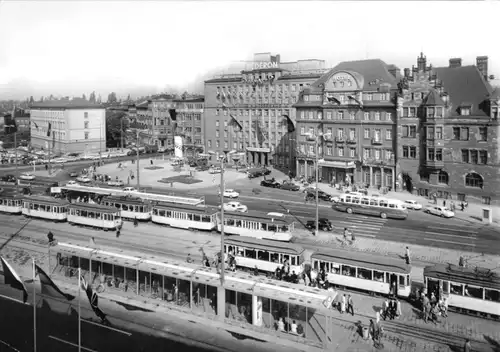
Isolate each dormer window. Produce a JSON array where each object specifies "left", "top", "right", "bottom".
[
  {"left": 491, "top": 106, "right": 499, "bottom": 120},
  {"left": 366, "top": 93, "right": 373, "bottom": 101},
  {"left": 304, "top": 95, "right": 309, "bottom": 102},
  {"left": 460, "top": 106, "right": 471, "bottom": 116}
]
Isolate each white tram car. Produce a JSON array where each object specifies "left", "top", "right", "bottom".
[
  {"left": 223, "top": 237, "right": 304, "bottom": 274},
  {"left": 424, "top": 264, "right": 500, "bottom": 319},
  {"left": 218, "top": 211, "right": 294, "bottom": 242},
  {"left": 22, "top": 196, "right": 69, "bottom": 221},
  {"left": 102, "top": 195, "right": 151, "bottom": 221},
  {"left": 0, "top": 193, "right": 23, "bottom": 214},
  {"left": 68, "top": 203, "right": 122, "bottom": 230},
  {"left": 151, "top": 202, "right": 218, "bottom": 231},
  {"left": 312, "top": 248, "right": 412, "bottom": 298}
]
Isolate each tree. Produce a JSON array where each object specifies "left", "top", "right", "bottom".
[
  {"left": 82, "top": 93, "right": 87, "bottom": 101},
  {"left": 105, "top": 111, "right": 129, "bottom": 148},
  {"left": 89, "top": 91, "right": 96, "bottom": 104}
]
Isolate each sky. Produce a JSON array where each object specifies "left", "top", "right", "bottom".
[{"left": 1, "top": 1, "right": 499, "bottom": 100}]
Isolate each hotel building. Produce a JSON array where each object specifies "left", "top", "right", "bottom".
[{"left": 204, "top": 52, "right": 327, "bottom": 169}]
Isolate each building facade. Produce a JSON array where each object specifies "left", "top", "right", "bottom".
[
  {"left": 295, "top": 59, "right": 400, "bottom": 189},
  {"left": 397, "top": 53, "right": 500, "bottom": 205},
  {"left": 30, "top": 99, "right": 105, "bottom": 155},
  {"left": 204, "top": 52, "right": 327, "bottom": 169},
  {"left": 174, "top": 97, "right": 204, "bottom": 157}
]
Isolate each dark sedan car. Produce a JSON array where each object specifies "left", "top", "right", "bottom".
[
  {"left": 280, "top": 182, "right": 300, "bottom": 191},
  {"left": 305, "top": 218, "right": 333, "bottom": 231},
  {"left": 305, "top": 190, "right": 332, "bottom": 202},
  {"left": 260, "top": 178, "right": 281, "bottom": 188}
]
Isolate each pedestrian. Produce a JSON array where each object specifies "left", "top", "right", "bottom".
[
  {"left": 369, "top": 319, "right": 375, "bottom": 340},
  {"left": 347, "top": 294, "right": 354, "bottom": 316},
  {"left": 382, "top": 299, "right": 389, "bottom": 320},
  {"left": 343, "top": 228, "right": 349, "bottom": 243},
  {"left": 351, "top": 230, "right": 356, "bottom": 242},
  {"left": 116, "top": 229, "right": 120, "bottom": 238},
  {"left": 443, "top": 200, "right": 446, "bottom": 207},
  {"left": 134, "top": 217, "right": 138, "bottom": 227},
  {"left": 396, "top": 299, "right": 402, "bottom": 318},
  {"left": 376, "top": 310, "right": 381, "bottom": 324},
  {"left": 150, "top": 159, "right": 153, "bottom": 165},
  {"left": 340, "top": 294, "right": 346, "bottom": 314},
  {"left": 405, "top": 246, "right": 411, "bottom": 265},
  {"left": 463, "top": 339, "right": 471, "bottom": 352},
  {"left": 461, "top": 202, "right": 465, "bottom": 211}
]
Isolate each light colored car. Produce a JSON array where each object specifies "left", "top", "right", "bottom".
[
  {"left": 209, "top": 167, "right": 222, "bottom": 174},
  {"left": 66, "top": 180, "right": 78, "bottom": 185},
  {"left": 267, "top": 212, "right": 286, "bottom": 218},
  {"left": 424, "top": 205, "right": 455, "bottom": 218},
  {"left": 19, "top": 173, "right": 36, "bottom": 181},
  {"left": 76, "top": 176, "right": 92, "bottom": 183},
  {"left": 219, "top": 189, "right": 239, "bottom": 198},
  {"left": 404, "top": 200, "right": 423, "bottom": 210},
  {"left": 122, "top": 187, "right": 136, "bottom": 192},
  {"left": 220, "top": 201, "right": 248, "bottom": 213},
  {"left": 107, "top": 180, "right": 125, "bottom": 187}
]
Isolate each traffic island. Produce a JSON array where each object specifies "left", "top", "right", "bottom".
[
  {"left": 158, "top": 175, "right": 203, "bottom": 185},
  {"left": 144, "top": 166, "right": 164, "bottom": 170}
]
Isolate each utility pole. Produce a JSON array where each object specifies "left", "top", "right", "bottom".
[{"left": 136, "top": 130, "right": 140, "bottom": 190}]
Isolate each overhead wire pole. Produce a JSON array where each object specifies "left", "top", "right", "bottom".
[
  {"left": 6, "top": 125, "right": 18, "bottom": 190},
  {"left": 136, "top": 129, "right": 140, "bottom": 189}
]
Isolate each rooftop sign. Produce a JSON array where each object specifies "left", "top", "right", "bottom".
[{"left": 253, "top": 62, "right": 279, "bottom": 70}]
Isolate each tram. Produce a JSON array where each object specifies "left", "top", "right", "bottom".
[
  {"left": 311, "top": 248, "right": 412, "bottom": 298},
  {"left": 424, "top": 264, "right": 500, "bottom": 319},
  {"left": 102, "top": 195, "right": 151, "bottom": 221},
  {"left": 151, "top": 202, "right": 218, "bottom": 231},
  {"left": 219, "top": 211, "right": 294, "bottom": 242},
  {"left": 68, "top": 203, "right": 122, "bottom": 230},
  {"left": 0, "top": 193, "right": 23, "bottom": 214},
  {"left": 21, "top": 195, "right": 69, "bottom": 221},
  {"left": 223, "top": 237, "right": 304, "bottom": 274}
]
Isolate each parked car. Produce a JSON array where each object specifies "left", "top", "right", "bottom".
[
  {"left": 76, "top": 176, "right": 92, "bottom": 183},
  {"left": 107, "top": 180, "right": 125, "bottom": 187},
  {"left": 305, "top": 218, "right": 333, "bottom": 231},
  {"left": 424, "top": 206, "right": 454, "bottom": 218},
  {"left": 66, "top": 180, "right": 77, "bottom": 186},
  {"left": 195, "top": 165, "right": 210, "bottom": 171},
  {"left": 209, "top": 167, "right": 222, "bottom": 174},
  {"left": 123, "top": 187, "right": 136, "bottom": 192},
  {"left": 220, "top": 201, "right": 248, "bottom": 213},
  {"left": 306, "top": 190, "right": 332, "bottom": 202},
  {"left": 19, "top": 173, "right": 36, "bottom": 181},
  {"left": 260, "top": 178, "right": 281, "bottom": 188},
  {"left": 69, "top": 172, "right": 78, "bottom": 177},
  {"left": 404, "top": 200, "right": 423, "bottom": 210},
  {"left": 219, "top": 189, "right": 239, "bottom": 198},
  {"left": 281, "top": 182, "right": 300, "bottom": 191},
  {"left": 1, "top": 175, "right": 16, "bottom": 183}
]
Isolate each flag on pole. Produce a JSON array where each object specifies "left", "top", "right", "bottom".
[
  {"left": 80, "top": 274, "right": 108, "bottom": 323},
  {"left": 229, "top": 114, "right": 243, "bottom": 131},
  {"left": 168, "top": 109, "right": 177, "bottom": 121},
  {"left": 1, "top": 256, "right": 28, "bottom": 303},
  {"left": 89, "top": 237, "right": 97, "bottom": 247},
  {"left": 47, "top": 122, "right": 52, "bottom": 137},
  {"left": 32, "top": 121, "right": 39, "bottom": 129},
  {"left": 35, "top": 264, "right": 75, "bottom": 301}
]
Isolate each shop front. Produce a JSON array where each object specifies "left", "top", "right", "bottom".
[
  {"left": 246, "top": 147, "right": 271, "bottom": 166},
  {"left": 319, "top": 160, "right": 356, "bottom": 186}
]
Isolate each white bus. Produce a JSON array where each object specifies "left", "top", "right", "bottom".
[{"left": 332, "top": 193, "right": 408, "bottom": 219}]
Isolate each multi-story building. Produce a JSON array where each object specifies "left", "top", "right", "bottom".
[
  {"left": 295, "top": 59, "right": 400, "bottom": 189},
  {"left": 397, "top": 53, "right": 500, "bottom": 205},
  {"left": 174, "top": 97, "right": 204, "bottom": 157},
  {"left": 204, "top": 52, "right": 327, "bottom": 170},
  {"left": 30, "top": 98, "right": 105, "bottom": 155}
]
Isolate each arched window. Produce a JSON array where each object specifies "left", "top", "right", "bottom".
[
  {"left": 465, "top": 173, "right": 483, "bottom": 188},
  {"left": 438, "top": 171, "right": 449, "bottom": 185}
]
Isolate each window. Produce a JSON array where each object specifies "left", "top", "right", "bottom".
[
  {"left": 338, "top": 111, "right": 344, "bottom": 119},
  {"left": 364, "top": 112, "right": 369, "bottom": 120},
  {"left": 84, "top": 112, "right": 88, "bottom": 118},
  {"left": 349, "top": 129, "right": 355, "bottom": 140},
  {"left": 427, "top": 148, "right": 435, "bottom": 160},
  {"left": 215, "top": 140, "right": 220, "bottom": 148},
  {"left": 224, "top": 131, "right": 228, "bottom": 138},
  {"left": 402, "top": 146, "right": 409, "bottom": 158},
  {"left": 308, "top": 111, "right": 314, "bottom": 119},
  {"left": 453, "top": 127, "right": 460, "bottom": 140},
  {"left": 338, "top": 147, "right": 344, "bottom": 157},
  {"left": 357, "top": 268, "right": 372, "bottom": 280},
  {"left": 215, "top": 110, "right": 220, "bottom": 116},
  {"left": 84, "top": 121, "right": 89, "bottom": 129},
  {"left": 465, "top": 173, "right": 483, "bottom": 188},
  {"left": 309, "top": 145, "right": 314, "bottom": 154},
  {"left": 326, "top": 147, "right": 332, "bottom": 155},
  {"left": 216, "top": 120, "right": 220, "bottom": 127},
  {"left": 461, "top": 149, "right": 469, "bottom": 163},
  {"left": 409, "top": 146, "right": 416, "bottom": 158},
  {"left": 461, "top": 127, "right": 469, "bottom": 140},
  {"left": 207, "top": 140, "right": 212, "bottom": 148},
  {"left": 386, "top": 112, "right": 392, "bottom": 121},
  {"left": 479, "top": 150, "right": 487, "bottom": 164},
  {"left": 224, "top": 121, "right": 228, "bottom": 128},
  {"left": 436, "top": 127, "right": 443, "bottom": 139},
  {"left": 485, "top": 289, "right": 500, "bottom": 302},
  {"left": 450, "top": 282, "right": 463, "bottom": 295},
  {"left": 215, "top": 131, "right": 220, "bottom": 138},
  {"left": 461, "top": 107, "right": 471, "bottom": 116},
  {"left": 385, "top": 150, "right": 392, "bottom": 160},
  {"left": 385, "top": 129, "right": 392, "bottom": 140},
  {"left": 479, "top": 127, "right": 487, "bottom": 141},
  {"left": 374, "top": 112, "right": 380, "bottom": 121},
  {"left": 435, "top": 148, "right": 443, "bottom": 161},
  {"left": 363, "top": 148, "right": 370, "bottom": 159},
  {"left": 438, "top": 171, "right": 448, "bottom": 184},
  {"left": 300, "top": 127, "right": 305, "bottom": 135},
  {"left": 350, "top": 148, "right": 356, "bottom": 157},
  {"left": 349, "top": 111, "right": 355, "bottom": 120},
  {"left": 366, "top": 93, "right": 373, "bottom": 101},
  {"left": 364, "top": 129, "right": 370, "bottom": 139},
  {"left": 427, "top": 127, "right": 434, "bottom": 139},
  {"left": 470, "top": 150, "right": 478, "bottom": 164},
  {"left": 84, "top": 132, "right": 89, "bottom": 140},
  {"left": 326, "top": 111, "right": 332, "bottom": 120},
  {"left": 304, "top": 95, "right": 309, "bottom": 102},
  {"left": 409, "top": 126, "right": 416, "bottom": 138},
  {"left": 420, "top": 171, "right": 429, "bottom": 182},
  {"left": 375, "top": 150, "right": 380, "bottom": 160}
]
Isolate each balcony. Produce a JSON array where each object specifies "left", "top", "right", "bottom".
[
  {"left": 335, "top": 136, "right": 345, "bottom": 143},
  {"left": 424, "top": 159, "right": 444, "bottom": 169},
  {"left": 363, "top": 157, "right": 395, "bottom": 166},
  {"left": 346, "top": 138, "right": 357, "bottom": 144},
  {"left": 371, "top": 138, "right": 383, "bottom": 145}
]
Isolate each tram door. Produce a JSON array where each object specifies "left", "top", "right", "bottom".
[
  {"left": 426, "top": 278, "right": 440, "bottom": 299},
  {"left": 389, "top": 273, "right": 398, "bottom": 296}
]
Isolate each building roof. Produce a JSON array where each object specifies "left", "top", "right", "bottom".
[
  {"left": 12, "top": 107, "right": 30, "bottom": 118},
  {"left": 174, "top": 97, "right": 205, "bottom": 103},
  {"left": 422, "top": 89, "right": 445, "bottom": 106},
  {"left": 432, "top": 65, "right": 492, "bottom": 117},
  {"left": 204, "top": 77, "right": 242, "bottom": 84},
  {"left": 314, "top": 59, "right": 398, "bottom": 91},
  {"left": 490, "top": 87, "right": 500, "bottom": 101},
  {"left": 135, "top": 101, "right": 150, "bottom": 109},
  {"left": 30, "top": 98, "right": 103, "bottom": 110}
]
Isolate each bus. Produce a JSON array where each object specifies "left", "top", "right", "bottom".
[{"left": 332, "top": 193, "right": 408, "bottom": 219}]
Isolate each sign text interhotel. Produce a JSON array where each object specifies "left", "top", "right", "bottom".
[{"left": 254, "top": 62, "right": 279, "bottom": 70}]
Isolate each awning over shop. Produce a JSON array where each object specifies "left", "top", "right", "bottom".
[
  {"left": 318, "top": 160, "right": 356, "bottom": 169},
  {"left": 246, "top": 147, "right": 271, "bottom": 153}
]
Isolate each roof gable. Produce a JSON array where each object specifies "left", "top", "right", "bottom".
[{"left": 423, "top": 89, "right": 445, "bottom": 106}]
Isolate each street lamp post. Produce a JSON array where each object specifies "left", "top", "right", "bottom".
[
  {"left": 208, "top": 149, "right": 236, "bottom": 286},
  {"left": 305, "top": 132, "right": 331, "bottom": 236},
  {"left": 6, "top": 125, "right": 18, "bottom": 190},
  {"left": 127, "top": 128, "right": 147, "bottom": 190}
]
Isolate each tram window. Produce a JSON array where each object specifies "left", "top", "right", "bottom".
[
  {"left": 38, "top": 204, "right": 44, "bottom": 211},
  {"left": 245, "top": 249, "right": 257, "bottom": 259},
  {"left": 342, "top": 265, "right": 355, "bottom": 277},
  {"left": 331, "top": 264, "right": 340, "bottom": 274},
  {"left": 361, "top": 198, "right": 369, "bottom": 205},
  {"left": 199, "top": 215, "right": 208, "bottom": 222},
  {"left": 268, "top": 224, "right": 276, "bottom": 232},
  {"left": 258, "top": 251, "right": 270, "bottom": 261},
  {"left": 187, "top": 213, "right": 193, "bottom": 221},
  {"left": 270, "top": 253, "right": 278, "bottom": 262},
  {"left": 235, "top": 220, "right": 242, "bottom": 227},
  {"left": 352, "top": 197, "right": 360, "bottom": 204},
  {"left": 399, "top": 275, "right": 406, "bottom": 286},
  {"left": 369, "top": 199, "right": 378, "bottom": 206},
  {"left": 485, "top": 289, "right": 500, "bottom": 302},
  {"left": 373, "top": 270, "right": 384, "bottom": 282},
  {"left": 379, "top": 200, "right": 388, "bottom": 208},
  {"left": 464, "top": 285, "right": 483, "bottom": 299},
  {"left": 283, "top": 254, "right": 290, "bottom": 264},
  {"left": 357, "top": 268, "right": 372, "bottom": 280},
  {"left": 166, "top": 211, "right": 172, "bottom": 217},
  {"left": 192, "top": 214, "right": 200, "bottom": 221},
  {"left": 442, "top": 281, "right": 449, "bottom": 294},
  {"left": 0, "top": 199, "right": 3, "bottom": 205},
  {"left": 290, "top": 256, "right": 297, "bottom": 266},
  {"left": 450, "top": 282, "right": 463, "bottom": 295},
  {"left": 345, "top": 196, "right": 351, "bottom": 203}
]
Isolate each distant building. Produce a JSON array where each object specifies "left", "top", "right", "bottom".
[
  {"left": 397, "top": 53, "right": 500, "bottom": 205},
  {"left": 204, "top": 52, "right": 328, "bottom": 169},
  {"left": 30, "top": 98, "right": 105, "bottom": 155},
  {"left": 294, "top": 59, "right": 400, "bottom": 187},
  {"left": 173, "top": 97, "right": 204, "bottom": 157}
]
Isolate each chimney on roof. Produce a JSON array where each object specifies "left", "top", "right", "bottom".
[
  {"left": 417, "top": 52, "right": 427, "bottom": 72},
  {"left": 404, "top": 68, "right": 410, "bottom": 78},
  {"left": 449, "top": 58, "right": 462, "bottom": 68},
  {"left": 476, "top": 56, "right": 488, "bottom": 81},
  {"left": 388, "top": 66, "right": 399, "bottom": 79}
]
